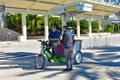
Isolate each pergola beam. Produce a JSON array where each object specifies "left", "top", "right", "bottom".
[
  {"left": 5, "top": 8, "right": 49, "bottom": 15},
  {"left": 24, "top": 0, "right": 60, "bottom": 5}
]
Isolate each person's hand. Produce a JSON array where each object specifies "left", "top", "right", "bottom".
[
  {"left": 49, "top": 38, "right": 54, "bottom": 41},
  {"left": 58, "top": 40, "right": 61, "bottom": 45}
]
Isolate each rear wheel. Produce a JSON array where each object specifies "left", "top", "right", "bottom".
[
  {"left": 34, "top": 54, "right": 45, "bottom": 69},
  {"left": 74, "top": 51, "right": 83, "bottom": 64}
]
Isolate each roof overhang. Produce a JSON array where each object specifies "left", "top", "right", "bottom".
[
  {"left": 50, "top": 2, "right": 92, "bottom": 15},
  {"left": 0, "top": 0, "right": 119, "bottom": 17}
]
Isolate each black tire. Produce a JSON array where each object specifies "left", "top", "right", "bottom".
[
  {"left": 34, "top": 54, "right": 45, "bottom": 69},
  {"left": 74, "top": 51, "right": 83, "bottom": 64}
]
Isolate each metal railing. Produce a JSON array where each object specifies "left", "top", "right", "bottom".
[{"left": 81, "top": 35, "right": 112, "bottom": 49}]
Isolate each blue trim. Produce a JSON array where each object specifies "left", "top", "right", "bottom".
[{"left": 108, "top": 20, "right": 120, "bottom": 23}]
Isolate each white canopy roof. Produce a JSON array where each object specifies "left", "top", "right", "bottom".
[{"left": 0, "top": 0, "right": 120, "bottom": 17}]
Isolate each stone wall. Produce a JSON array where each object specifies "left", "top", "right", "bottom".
[{"left": 0, "top": 28, "right": 20, "bottom": 40}]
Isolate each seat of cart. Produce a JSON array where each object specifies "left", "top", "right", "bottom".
[{"left": 54, "top": 40, "right": 82, "bottom": 58}]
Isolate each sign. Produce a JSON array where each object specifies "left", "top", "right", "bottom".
[
  {"left": 50, "top": 2, "right": 92, "bottom": 15},
  {"left": 64, "top": 6, "right": 77, "bottom": 12}
]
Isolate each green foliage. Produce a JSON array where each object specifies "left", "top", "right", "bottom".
[
  {"left": 27, "top": 14, "right": 37, "bottom": 31},
  {"left": 6, "top": 13, "right": 15, "bottom": 29},
  {"left": 6, "top": 13, "right": 22, "bottom": 33},
  {"left": 114, "top": 23, "right": 119, "bottom": 33},
  {"left": 15, "top": 13, "right": 22, "bottom": 33},
  {"left": 80, "top": 29, "right": 88, "bottom": 34},
  {"left": 26, "top": 14, "right": 45, "bottom": 36},
  {"left": 6, "top": 14, "right": 63, "bottom": 36},
  {"left": 92, "top": 21, "right": 99, "bottom": 33},
  {"left": 118, "top": 24, "right": 120, "bottom": 33},
  {"left": 80, "top": 19, "right": 89, "bottom": 34},
  {"left": 6, "top": 13, "right": 45, "bottom": 36},
  {"left": 67, "top": 20, "right": 77, "bottom": 34},
  {"left": 103, "top": 23, "right": 120, "bottom": 33},
  {"left": 103, "top": 23, "right": 113, "bottom": 32},
  {"left": 48, "top": 16, "right": 62, "bottom": 31},
  {"left": 8, "top": 13, "right": 117, "bottom": 36},
  {"left": 67, "top": 20, "right": 76, "bottom": 27}
]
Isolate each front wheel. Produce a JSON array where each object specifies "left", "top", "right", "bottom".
[
  {"left": 34, "top": 54, "right": 45, "bottom": 69},
  {"left": 74, "top": 51, "right": 83, "bottom": 64}
]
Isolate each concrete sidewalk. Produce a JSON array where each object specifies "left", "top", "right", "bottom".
[
  {"left": 0, "top": 40, "right": 120, "bottom": 80},
  {"left": 0, "top": 34, "right": 119, "bottom": 48}
]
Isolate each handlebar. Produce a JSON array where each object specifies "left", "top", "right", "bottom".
[
  {"left": 38, "top": 39, "right": 49, "bottom": 42},
  {"left": 49, "top": 38, "right": 60, "bottom": 41},
  {"left": 38, "top": 40, "right": 51, "bottom": 49},
  {"left": 38, "top": 39, "right": 42, "bottom": 42},
  {"left": 38, "top": 39, "right": 49, "bottom": 45}
]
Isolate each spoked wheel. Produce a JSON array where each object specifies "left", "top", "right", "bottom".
[
  {"left": 34, "top": 54, "right": 45, "bottom": 69},
  {"left": 74, "top": 51, "right": 83, "bottom": 64}
]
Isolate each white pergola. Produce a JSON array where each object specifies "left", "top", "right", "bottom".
[{"left": 0, "top": 0, "right": 120, "bottom": 41}]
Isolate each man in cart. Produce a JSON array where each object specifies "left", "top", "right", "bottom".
[{"left": 48, "top": 26, "right": 61, "bottom": 58}]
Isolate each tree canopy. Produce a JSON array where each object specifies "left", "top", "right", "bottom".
[{"left": 6, "top": 13, "right": 120, "bottom": 36}]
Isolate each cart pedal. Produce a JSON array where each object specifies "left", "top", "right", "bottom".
[{"left": 50, "top": 59, "right": 54, "bottom": 63}]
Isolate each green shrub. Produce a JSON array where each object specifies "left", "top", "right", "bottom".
[
  {"left": 92, "top": 21, "right": 99, "bottom": 33},
  {"left": 67, "top": 20, "right": 77, "bottom": 34},
  {"left": 80, "top": 19, "right": 89, "bottom": 34}
]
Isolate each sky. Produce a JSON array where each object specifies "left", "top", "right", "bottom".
[
  {"left": 109, "top": 0, "right": 120, "bottom": 3},
  {"left": 95, "top": 0, "right": 120, "bottom": 3}
]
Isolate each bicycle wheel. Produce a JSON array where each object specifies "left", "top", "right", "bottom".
[
  {"left": 74, "top": 51, "right": 83, "bottom": 64},
  {"left": 34, "top": 54, "right": 45, "bottom": 69}
]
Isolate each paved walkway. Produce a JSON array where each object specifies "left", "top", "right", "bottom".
[{"left": 0, "top": 40, "right": 120, "bottom": 80}]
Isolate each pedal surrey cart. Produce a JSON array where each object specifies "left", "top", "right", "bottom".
[{"left": 34, "top": 40, "right": 83, "bottom": 69}]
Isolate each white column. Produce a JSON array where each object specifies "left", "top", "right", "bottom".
[
  {"left": 98, "top": 19, "right": 102, "bottom": 37},
  {"left": 22, "top": 13, "right": 27, "bottom": 38},
  {"left": 61, "top": 15, "right": 66, "bottom": 27},
  {"left": 88, "top": 18, "right": 92, "bottom": 37},
  {"left": 0, "top": 12, "right": 5, "bottom": 40},
  {"left": 18, "top": 13, "right": 27, "bottom": 42},
  {"left": 77, "top": 17, "right": 80, "bottom": 37},
  {"left": 44, "top": 15, "right": 49, "bottom": 40}
]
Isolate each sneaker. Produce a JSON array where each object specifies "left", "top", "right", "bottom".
[
  {"left": 70, "top": 68, "right": 73, "bottom": 70},
  {"left": 62, "top": 68, "right": 71, "bottom": 71}
]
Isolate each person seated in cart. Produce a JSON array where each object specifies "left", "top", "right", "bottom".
[{"left": 48, "top": 26, "right": 61, "bottom": 58}]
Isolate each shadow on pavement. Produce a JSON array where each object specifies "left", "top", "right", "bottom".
[
  {"left": 0, "top": 52, "right": 36, "bottom": 70},
  {"left": 83, "top": 52, "right": 120, "bottom": 67},
  {"left": 43, "top": 45, "right": 120, "bottom": 80},
  {"left": 89, "top": 45, "right": 120, "bottom": 52},
  {"left": 0, "top": 45, "right": 120, "bottom": 80},
  {"left": 69, "top": 66, "right": 98, "bottom": 80}
]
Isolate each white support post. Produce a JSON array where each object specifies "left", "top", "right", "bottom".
[
  {"left": 44, "top": 15, "right": 49, "bottom": 40},
  {"left": 22, "top": 13, "right": 27, "bottom": 38},
  {"left": 88, "top": 18, "right": 92, "bottom": 37},
  {"left": 98, "top": 19, "right": 102, "bottom": 37},
  {"left": 18, "top": 13, "right": 27, "bottom": 42},
  {"left": 0, "top": 12, "right": 5, "bottom": 40},
  {"left": 61, "top": 15, "right": 67, "bottom": 27},
  {"left": 77, "top": 17, "right": 80, "bottom": 37}
]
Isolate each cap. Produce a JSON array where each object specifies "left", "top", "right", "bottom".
[
  {"left": 51, "top": 26, "right": 56, "bottom": 29},
  {"left": 63, "top": 25, "right": 68, "bottom": 29}
]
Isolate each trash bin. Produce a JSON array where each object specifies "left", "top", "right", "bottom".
[{"left": 7, "top": 32, "right": 11, "bottom": 41}]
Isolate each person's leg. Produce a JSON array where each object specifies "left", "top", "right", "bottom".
[
  {"left": 63, "top": 49, "right": 68, "bottom": 71},
  {"left": 63, "top": 48, "right": 73, "bottom": 71},
  {"left": 52, "top": 41, "right": 59, "bottom": 58},
  {"left": 67, "top": 48, "right": 73, "bottom": 70},
  {"left": 69, "top": 48, "right": 73, "bottom": 70},
  {"left": 49, "top": 40, "right": 53, "bottom": 49}
]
